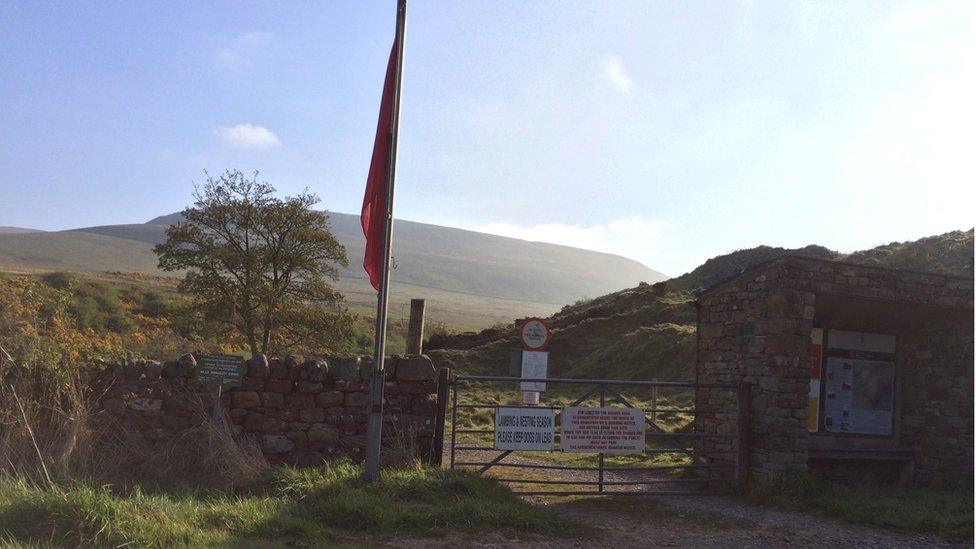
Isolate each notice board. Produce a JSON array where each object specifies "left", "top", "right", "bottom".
[
  {"left": 494, "top": 406, "right": 555, "bottom": 451},
  {"left": 822, "top": 330, "right": 895, "bottom": 436},
  {"left": 560, "top": 407, "right": 645, "bottom": 454}
]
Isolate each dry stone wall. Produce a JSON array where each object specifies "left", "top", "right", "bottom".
[{"left": 94, "top": 353, "right": 440, "bottom": 466}]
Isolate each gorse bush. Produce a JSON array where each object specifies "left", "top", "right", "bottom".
[{"left": 0, "top": 275, "right": 266, "bottom": 486}]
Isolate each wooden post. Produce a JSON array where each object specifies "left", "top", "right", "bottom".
[
  {"left": 431, "top": 367, "right": 451, "bottom": 467},
  {"left": 737, "top": 381, "right": 752, "bottom": 489},
  {"left": 212, "top": 384, "right": 222, "bottom": 423},
  {"left": 406, "top": 298, "right": 426, "bottom": 355}
]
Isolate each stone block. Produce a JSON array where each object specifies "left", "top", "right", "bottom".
[
  {"left": 359, "top": 359, "right": 374, "bottom": 381},
  {"left": 340, "top": 434, "right": 368, "bottom": 449},
  {"left": 145, "top": 360, "right": 162, "bottom": 380},
  {"left": 316, "top": 391, "right": 344, "bottom": 407},
  {"left": 308, "top": 423, "right": 339, "bottom": 444},
  {"left": 248, "top": 354, "right": 270, "bottom": 377},
  {"left": 162, "top": 361, "right": 180, "bottom": 378},
  {"left": 304, "top": 359, "right": 329, "bottom": 382},
  {"left": 261, "top": 434, "right": 294, "bottom": 454},
  {"left": 261, "top": 392, "right": 284, "bottom": 408},
  {"left": 238, "top": 373, "right": 264, "bottom": 389},
  {"left": 287, "top": 392, "right": 316, "bottom": 410},
  {"left": 396, "top": 355, "right": 435, "bottom": 381},
  {"left": 286, "top": 430, "right": 307, "bottom": 443},
  {"left": 232, "top": 391, "right": 261, "bottom": 409},
  {"left": 266, "top": 379, "right": 293, "bottom": 393},
  {"left": 411, "top": 394, "right": 437, "bottom": 416},
  {"left": 245, "top": 412, "right": 281, "bottom": 433},
  {"left": 269, "top": 358, "right": 289, "bottom": 379},
  {"left": 399, "top": 381, "right": 436, "bottom": 395},
  {"left": 299, "top": 381, "right": 324, "bottom": 393},
  {"left": 329, "top": 357, "right": 361, "bottom": 382},
  {"left": 298, "top": 408, "right": 325, "bottom": 423},
  {"left": 345, "top": 392, "right": 369, "bottom": 407},
  {"left": 177, "top": 354, "right": 197, "bottom": 377},
  {"left": 699, "top": 322, "right": 725, "bottom": 339}
]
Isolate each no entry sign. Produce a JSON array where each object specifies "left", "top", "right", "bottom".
[{"left": 519, "top": 317, "right": 552, "bottom": 351}]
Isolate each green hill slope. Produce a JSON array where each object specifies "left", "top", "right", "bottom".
[
  {"left": 429, "top": 229, "right": 974, "bottom": 380},
  {"left": 0, "top": 212, "right": 666, "bottom": 329}
]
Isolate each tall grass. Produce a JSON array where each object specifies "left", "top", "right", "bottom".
[
  {"left": 0, "top": 462, "right": 577, "bottom": 547},
  {"left": 0, "top": 358, "right": 268, "bottom": 489}
]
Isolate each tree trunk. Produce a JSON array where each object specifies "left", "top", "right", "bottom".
[{"left": 261, "top": 327, "right": 272, "bottom": 355}]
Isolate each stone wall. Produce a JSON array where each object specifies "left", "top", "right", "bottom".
[
  {"left": 695, "top": 260, "right": 813, "bottom": 479},
  {"left": 696, "top": 256, "right": 973, "bottom": 484},
  {"left": 94, "top": 354, "right": 441, "bottom": 466},
  {"left": 900, "top": 321, "right": 975, "bottom": 484}
]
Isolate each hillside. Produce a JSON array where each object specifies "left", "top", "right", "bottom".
[
  {"left": 428, "top": 229, "right": 974, "bottom": 380},
  {"left": 0, "top": 212, "right": 666, "bottom": 330}
]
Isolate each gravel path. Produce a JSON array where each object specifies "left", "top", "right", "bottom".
[{"left": 434, "top": 450, "right": 967, "bottom": 548}]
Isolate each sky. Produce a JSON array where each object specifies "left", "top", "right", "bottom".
[{"left": 1, "top": 1, "right": 973, "bottom": 276}]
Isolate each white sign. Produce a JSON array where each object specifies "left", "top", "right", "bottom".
[
  {"left": 520, "top": 350, "right": 548, "bottom": 391},
  {"left": 561, "top": 407, "right": 645, "bottom": 454},
  {"left": 519, "top": 318, "right": 552, "bottom": 351},
  {"left": 494, "top": 406, "right": 555, "bottom": 451}
]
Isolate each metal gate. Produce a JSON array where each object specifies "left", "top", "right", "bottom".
[{"left": 447, "top": 374, "right": 747, "bottom": 496}]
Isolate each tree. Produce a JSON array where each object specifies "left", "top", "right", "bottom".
[{"left": 155, "top": 170, "right": 349, "bottom": 356}]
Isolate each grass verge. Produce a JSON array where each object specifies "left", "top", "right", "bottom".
[
  {"left": 747, "top": 472, "right": 974, "bottom": 542},
  {"left": 0, "top": 462, "right": 582, "bottom": 547}
]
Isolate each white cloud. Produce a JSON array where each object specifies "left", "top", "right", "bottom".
[
  {"left": 475, "top": 216, "right": 667, "bottom": 272},
  {"left": 215, "top": 31, "right": 275, "bottom": 71},
  {"left": 214, "top": 124, "right": 281, "bottom": 150},
  {"left": 602, "top": 55, "right": 634, "bottom": 92}
]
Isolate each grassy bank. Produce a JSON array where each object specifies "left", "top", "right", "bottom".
[
  {"left": 0, "top": 462, "right": 580, "bottom": 547},
  {"left": 748, "top": 473, "right": 974, "bottom": 542}
]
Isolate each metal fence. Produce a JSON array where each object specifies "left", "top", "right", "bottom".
[{"left": 448, "top": 374, "right": 746, "bottom": 497}]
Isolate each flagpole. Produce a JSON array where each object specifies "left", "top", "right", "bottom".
[{"left": 364, "top": 0, "right": 407, "bottom": 484}]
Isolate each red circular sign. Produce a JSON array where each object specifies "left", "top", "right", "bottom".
[{"left": 519, "top": 317, "right": 552, "bottom": 351}]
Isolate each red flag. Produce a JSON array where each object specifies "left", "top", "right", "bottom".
[{"left": 361, "top": 42, "right": 398, "bottom": 291}]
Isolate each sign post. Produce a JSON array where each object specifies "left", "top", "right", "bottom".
[
  {"left": 517, "top": 318, "right": 551, "bottom": 405},
  {"left": 196, "top": 354, "right": 245, "bottom": 422}
]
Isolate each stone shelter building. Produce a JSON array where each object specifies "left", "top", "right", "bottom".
[{"left": 695, "top": 256, "right": 973, "bottom": 485}]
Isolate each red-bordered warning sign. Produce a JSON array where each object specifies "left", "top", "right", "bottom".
[{"left": 519, "top": 317, "right": 552, "bottom": 351}]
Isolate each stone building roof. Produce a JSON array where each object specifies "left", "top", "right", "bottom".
[{"left": 696, "top": 255, "right": 973, "bottom": 310}]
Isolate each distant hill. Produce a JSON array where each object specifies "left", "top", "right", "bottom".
[
  {"left": 428, "top": 229, "right": 974, "bottom": 380},
  {"left": 0, "top": 227, "right": 41, "bottom": 234},
  {"left": 0, "top": 211, "right": 666, "bottom": 323}
]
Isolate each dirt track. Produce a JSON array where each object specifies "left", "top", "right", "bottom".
[
  {"left": 396, "top": 492, "right": 962, "bottom": 549},
  {"left": 409, "top": 450, "right": 966, "bottom": 548}
]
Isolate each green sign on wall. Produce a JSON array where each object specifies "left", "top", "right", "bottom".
[{"left": 196, "top": 354, "right": 245, "bottom": 388}]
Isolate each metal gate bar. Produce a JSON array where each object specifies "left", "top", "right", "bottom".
[{"left": 448, "top": 374, "right": 743, "bottom": 497}]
